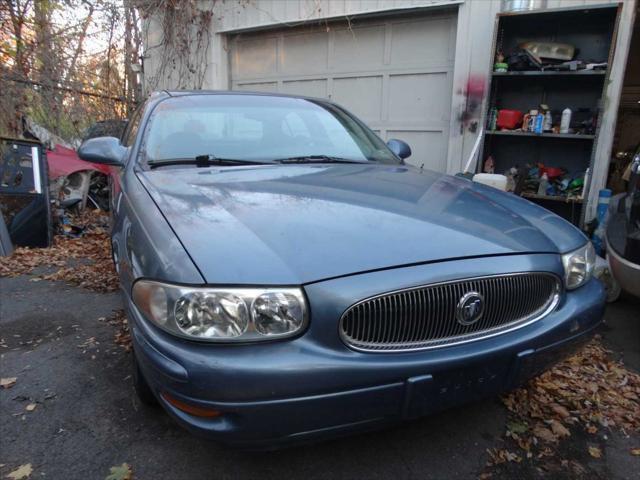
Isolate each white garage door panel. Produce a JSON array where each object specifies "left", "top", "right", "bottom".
[
  {"left": 388, "top": 131, "right": 446, "bottom": 171},
  {"left": 281, "top": 32, "right": 329, "bottom": 74},
  {"left": 332, "top": 26, "right": 386, "bottom": 69},
  {"left": 232, "top": 37, "right": 278, "bottom": 77},
  {"left": 281, "top": 79, "right": 328, "bottom": 97},
  {"left": 230, "top": 11, "right": 456, "bottom": 172},
  {"left": 388, "top": 73, "right": 451, "bottom": 124},
  {"left": 332, "top": 76, "right": 383, "bottom": 123},
  {"left": 390, "top": 17, "right": 456, "bottom": 66}
]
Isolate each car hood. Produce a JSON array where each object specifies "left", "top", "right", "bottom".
[{"left": 137, "top": 164, "right": 585, "bottom": 285}]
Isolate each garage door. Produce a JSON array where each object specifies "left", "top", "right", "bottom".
[{"left": 229, "top": 11, "right": 457, "bottom": 171}]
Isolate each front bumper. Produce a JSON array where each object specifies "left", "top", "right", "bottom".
[{"left": 128, "top": 255, "right": 605, "bottom": 448}]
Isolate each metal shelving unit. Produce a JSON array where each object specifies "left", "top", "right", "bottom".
[
  {"left": 492, "top": 70, "right": 606, "bottom": 77},
  {"left": 485, "top": 131, "right": 595, "bottom": 140},
  {"left": 481, "top": 5, "right": 620, "bottom": 227}
]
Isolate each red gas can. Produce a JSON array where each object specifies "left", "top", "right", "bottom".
[{"left": 496, "top": 109, "right": 523, "bottom": 130}]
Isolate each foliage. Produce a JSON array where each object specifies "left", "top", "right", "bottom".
[
  {"left": 0, "top": 0, "right": 141, "bottom": 143},
  {"left": 135, "top": 0, "right": 214, "bottom": 91}
]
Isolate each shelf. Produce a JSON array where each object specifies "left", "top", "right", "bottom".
[
  {"left": 522, "top": 192, "right": 583, "bottom": 203},
  {"left": 493, "top": 70, "right": 606, "bottom": 77},
  {"left": 486, "top": 131, "right": 595, "bottom": 140}
]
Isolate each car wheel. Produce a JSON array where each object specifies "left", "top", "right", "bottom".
[{"left": 133, "top": 352, "right": 158, "bottom": 406}]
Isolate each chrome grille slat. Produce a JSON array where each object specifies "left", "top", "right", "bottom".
[{"left": 339, "top": 272, "right": 561, "bottom": 352}]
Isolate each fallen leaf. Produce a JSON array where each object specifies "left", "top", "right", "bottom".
[
  {"left": 25, "top": 403, "right": 37, "bottom": 412},
  {"left": 588, "top": 446, "right": 602, "bottom": 459},
  {"left": 0, "top": 377, "right": 17, "bottom": 389},
  {"left": 6, "top": 464, "right": 32, "bottom": 480},
  {"left": 551, "top": 404, "right": 570, "bottom": 418},
  {"left": 105, "top": 463, "right": 132, "bottom": 480},
  {"left": 507, "top": 421, "right": 528, "bottom": 434},
  {"left": 630, "top": 448, "right": 640, "bottom": 456},
  {"left": 533, "top": 426, "right": 557, "bottom": 443},
  {"left": 550, "top": 420, "right": 571, "bottom": 438}
]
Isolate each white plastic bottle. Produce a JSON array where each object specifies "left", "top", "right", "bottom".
[
  {"left": 560, "top": 108, "right": 572, "bottom": 134},
  {"left": 543, "top": 111, "right": 552, "bottom": 132},
  {"left": 538, "top": 173, "right": 549, "bottom": 195}
]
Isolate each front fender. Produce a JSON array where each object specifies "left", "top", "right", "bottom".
[{"left": 111, "top": 171, "right": 204, "bottom": 294}]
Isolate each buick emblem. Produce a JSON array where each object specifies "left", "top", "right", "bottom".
[{"left": 456, "top": 291, "right": 484, "bottom": 326}]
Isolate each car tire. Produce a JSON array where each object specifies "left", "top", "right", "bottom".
[{"left": 133, "top": 352, "right": 158, "bottom": 406}]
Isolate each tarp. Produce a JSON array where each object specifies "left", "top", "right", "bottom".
[{"left": 46, "top": 144, "right": 110, "bottom": 179}]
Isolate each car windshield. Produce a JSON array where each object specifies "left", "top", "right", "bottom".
[{"left": 140, "top": 94, "right": 399, "bottom": 166}]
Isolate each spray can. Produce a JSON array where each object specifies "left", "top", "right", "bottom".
[{"left": 560, "top": 108, "right": 572, "bottom": 134}]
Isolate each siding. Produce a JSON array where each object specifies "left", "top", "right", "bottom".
[{"left": 212, "top": 0, "right": 462, "bottom": 33}]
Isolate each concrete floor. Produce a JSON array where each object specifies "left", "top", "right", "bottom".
[{"left": 0, "top": 275, "right": 638, "bottom": 480}]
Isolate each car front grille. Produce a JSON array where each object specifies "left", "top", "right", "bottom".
[{"left": 339, "top": 272, "right": 561, "bottom": 352}]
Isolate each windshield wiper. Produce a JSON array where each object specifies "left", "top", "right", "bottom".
[
  {"left": 275, "top": 155, "right": 369, "bottom": 164},
  {"left": 147, "top": 155, "right": 268, "bottom": 169}
]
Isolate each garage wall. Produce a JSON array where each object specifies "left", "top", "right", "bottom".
[{"left": 229, "top": 12, "right": 457, "bottom": 171}]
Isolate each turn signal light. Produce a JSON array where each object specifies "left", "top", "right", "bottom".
[{"left": 161, "top": 392, "right": 222, "bottom": 418}]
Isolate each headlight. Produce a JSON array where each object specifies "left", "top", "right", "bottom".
[
  {"left": 561, "top": 242, "right": 596, "bottom": 290},
  {"left": 132, "top": 280, "right": 307, "bottom": 342}
]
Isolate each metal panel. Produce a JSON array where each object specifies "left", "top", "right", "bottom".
[{"left": 229, "top": 11, "right": 457, "bottom": 172}]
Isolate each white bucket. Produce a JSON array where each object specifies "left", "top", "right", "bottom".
[{"left": 472, "top": 173, "right": 508, "bottom": 191}]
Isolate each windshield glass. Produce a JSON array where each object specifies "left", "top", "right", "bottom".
[{"left": 141, "top": 94, "right": 399, "bottom": 166}]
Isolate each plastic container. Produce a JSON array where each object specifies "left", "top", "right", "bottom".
[
  {"left": 596, "top": 188, "right": 612, "bottom": 219},
  {"left": 472, "top": 173, "right": 508, "bottom": 191},
  {"left": 537, "top": 173, "right": 549, "bottom": 195},
  {"left": 496, "top": 109, "right": 523, "bottom": 130},
  {"left": 592, "top": 189, "right": 612, "bottom": 255},
  {"left": 534, "top": 113, "right": 544, "bottom": 134},
  {"left": 560, "top": 108, "right": 572, "bottom": 133},
  {"left": 543, "top": 111, "right": 552, "bottom": 131},
  {"left": 494, "top": 62, "right": 508, "bottom": 72}
]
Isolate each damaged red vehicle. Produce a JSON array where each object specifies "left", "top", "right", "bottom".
[{"left": 47, "top": 144, "right": 111, "bottom": 211}]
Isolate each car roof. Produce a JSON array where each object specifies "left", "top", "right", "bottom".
[{"left": 158, "top": 89, "right": 336, "bottom": 105}]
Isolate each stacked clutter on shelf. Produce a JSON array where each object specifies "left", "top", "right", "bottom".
[
  {"left": 487, "top": 103, "right": 597, "bottom": 136},
  {"left": 499, "top": 163, "right": 588, "bottom": 201}
]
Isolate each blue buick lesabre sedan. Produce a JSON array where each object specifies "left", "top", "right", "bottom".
[{"left": 78, "top": 91, "right": 605, "bottom": 448}]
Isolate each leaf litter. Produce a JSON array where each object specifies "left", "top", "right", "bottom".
[
  {"left": 0, "top": 210, "right": 118, "bottom": 293},
  {"left": 484, "top": 336, "right": 640, "bottom": 477},
  {"left": 108, "top": 310, "right": 131, "bottom": 352}
]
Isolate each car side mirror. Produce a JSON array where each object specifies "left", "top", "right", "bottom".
[
  {"left": 386, "top": 139, "right": 411, "bottom": 160},
  {"left": 78, "top": 136, "right": 127, "bottom": 167}
]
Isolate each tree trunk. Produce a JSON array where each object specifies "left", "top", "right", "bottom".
[{"left": 34, "top": 1, "right": 53, "bottom": 109}]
